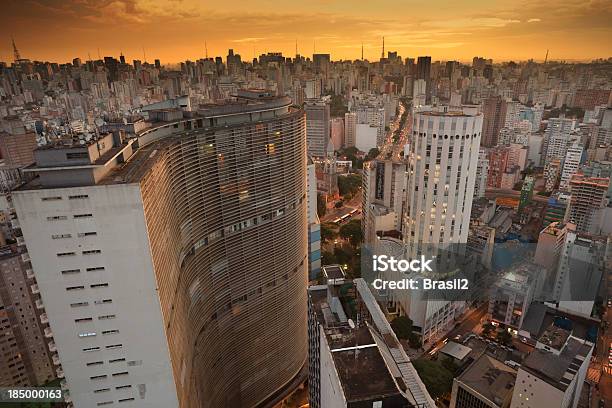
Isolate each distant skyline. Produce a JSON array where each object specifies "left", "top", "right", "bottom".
[{"left": 1, "top": 0, "right": 611, "bottom": 64}]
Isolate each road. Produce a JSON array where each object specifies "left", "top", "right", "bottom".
[
  {"left": 425, "top": 304, "right": 488, "bottom": 357},
  {"left": 320, "top": 190, "right": 363, "bottom": 224}
]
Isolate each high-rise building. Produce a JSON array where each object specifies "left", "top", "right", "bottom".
[
  {"left": 416, "top": 56, "right": 431, "bottom": 103},
  {"left": 307, "top": 159, "right": 321, "bottom": 280},
  {"left": 474, "top": 149, "right": 489, "bottom": 198},
  {"left": 0, "top": 245, "right": 55, "bottom": 386},
  {"left": 559, "top": 143, "right": 583, "bottom": 190},
  {"left": 343, "top": 112, "right": 356, "bottom": 148},
  {"left": 307, "top": 271, "right": 435, "bottom": 408},
  {"left": 0, "top": 119, "right": 38, "bottom": 168},
  {"left": 510, "top": 325, "right": 593, "bottom": 408},
  {"left": 305, "top": 99, "right": 330, "bottom": 157},
  {"left": 13, "top": 92, "right": 308, "bottom": 408},
  {"left": 330, "top": 117, "right": 344, "bottom": 150},
  {"left": 543, "top": 118, "right": 575, "bottom": 166},
  {"left": 566, "top": 174, "right": 609, "bottom": 234},
  {"left": 401, "top": 106, "right": 482, "bottom": 343},
  {"left": 481, "top": 96, "right": 507, "bottom": 147}
]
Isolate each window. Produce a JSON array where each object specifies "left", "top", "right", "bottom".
[
  {"left": 78, "top": 332, "right": 96, "bottom": 338},
  {"left": 42, "top": 196, "right": 62, "bottom": 201},
  {"left": 66, "top": 286, "right": 85, "bottom": 291},
  {"left": 91, "top": 283, "right": 109, "bottom": 288},
  {"left": 115, "top": 385, "right": 131, "bottom": 390},
  {"left": 118, "top": 398, "right": 134, "bottom": 403},
  {"left": 102, "top": 329, "right": 119, "bottom": 335},
  {"left": 73, "top": 213, "right": 93, "bottom": 218},
  {"left": 71, "top": 302, "right": 89, "bottom": 307},
  {"left": 57, "top": 252, "right": 76, "bottom": 257},
  {"left": 83, "top": 250, "right": 102, "bottom": 255},
  {"left": 69, "top": 195, "right": 89, "bottom": 200},
  {"left": 97, "top": 402, "right": 113, "bottom": 406},
  {"left": 93, "top": 388, "right": 110, "bottom": 393},
  {"left": 112, "top": 371, "right": 128, "bottom": 377},
  {"left": 98, "top": 314, "right": 116, "bottom": 320},
  {"left": 75, "top": 317, "right": 93, "bottom": 323},
  {"left": 90, "top": 374, "right": 107, "bottom": 380},
  {"left": 66, "top": 152, "right": 89, "bottom": 160},
  {"left": 94, "top": 299, "right": 112, "bottom": 305},
  {"left": 109, "top": 358, "right": 126, "bottom": 363},
  {"left": 78, "top": 232, "right": 97, "bottom": 237},
  {"left": 87, "top": 267, "right": 105, "bottom": 272},
  {"left": 61, "top": 269, "right": 80, "bottom": 274},
  {"left": 82, "top": 346, "right": 100, "bottom": 352},
  {"left": 47, "top": 216, "right": 67, "bottom": 221},
  {"left": 52, "top": 234, "right": 72, "bottom": 239},
  {"left": 106, "top": 344, "right": 122, "bottom": 350},
  {"left": 87, "top": 361, "right": 104, "bottom": 366}
]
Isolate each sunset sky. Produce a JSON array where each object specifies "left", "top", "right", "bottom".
[{"left": 1, "top": 0, "right": 611, "bottom": 64}]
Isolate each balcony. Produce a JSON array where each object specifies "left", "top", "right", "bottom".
[
  {"left": 35, "top": 299, "right": 44, "bottom": 310},
  {"left": 52, "top": 354, "right": 61, "bottom": 366},
  {"left": 11, "top": 219, "right": 20, "bottom": 229},
  {"left": 40, "top": 313, "right": 49, "bottom": 324},
  {"left": 56, "top": 367, "right": 64, "bottom": 378},
  {"left": 30, "top": 284, "right": 40, "bottom": 294},
  {"left": 21, "top": 253, "right": 30, "bottom": 263},
  {"left": 48, "top": 341, "right": 57, "bottom": 352},
  {"left": 44, "top": 327, "right": 53, "bottom": 338},
  {"left": 26, "top": 269, "right": 35, "bottom": 279},
  {"left": 16, "top": 236, "right": 25, "bottom": 246}
]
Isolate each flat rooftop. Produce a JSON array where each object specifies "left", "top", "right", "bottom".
[
  {"left": 522, "top": 337, "right": 591, "bottom": 391},
  {"left": 457, "top": 353, "right": 516, "bottom": 407},
  {"left": 538, "top": 325, "right": 571, "bottom": 350}
]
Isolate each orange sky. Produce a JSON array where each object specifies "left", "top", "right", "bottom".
[{"left": 1, "top": 0, "right": 611, "bottom": 64}]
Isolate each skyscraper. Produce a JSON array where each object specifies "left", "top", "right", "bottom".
[
  {"left": 343, "top": 112, "right": 356, "bottom": 148},
  {"left": 481, "top": 96, "right": 507, "bottom": 147},
  {"left": 13, "top": 91, "right": 308, "bottom": 407},
  {"left": 566, "top": 174, "right": 609, "bottom": 234},
  {"left": 416, "top": 56, "right": 431, "bottom": 103},
  {"left": 401, "top": 105, "right": 483, "bottom": 343},
  {"left": 305, "top": 99, "right": 330, "bottom": 157}
]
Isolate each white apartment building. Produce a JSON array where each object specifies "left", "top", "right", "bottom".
[{"left": 559, "top": 143, "right": 583, "bottom": 191}]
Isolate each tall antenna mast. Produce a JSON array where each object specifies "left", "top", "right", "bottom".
[
  {"left": 544, "top": 49, "right": 549, "bottom": 64},
  {"left": 205, "top": 41, "right": 208, "bottom": 59},
  {"left": 361, "top": 42, "right": 364, "bottom": 60},
  {"left": 11, "top": 37, "right": 21, "bottom": 61},
  {"left": 97, "top": 47, "right": 101, "bottom": 60},
  {"left": 381, "top": 36, "right": 385, "bottom": 60},
  {"left": 295, "top": 39, "right": 298, "bottom": 58},
  {"left": 313, "top": 40, "right": 316, "bottom": 55},
  {"left": 142, "top": 46, "right": 146, "bottom": 62}
]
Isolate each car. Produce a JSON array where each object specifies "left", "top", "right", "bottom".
[{"left": 453, "top": 334, "right": 462, "bottom": 341}]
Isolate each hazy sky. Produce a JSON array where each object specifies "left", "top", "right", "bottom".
[{"left": 1, "top": 0, "right": 611, "bottom": 64}]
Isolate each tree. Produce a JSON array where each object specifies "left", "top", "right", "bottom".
[
  {"left": 408, "top": 332, "right": 422, "bottom": 349},
  {"left": 440, "top": 357, "right": 459, "bottom": 374},
  {"left": 482, "top": 322, "right": 495, "bottom": 336},
  {"left": 390, "top": 316, "right": 414, "bottom": 340},
  {"left": 320, "top": 223, "right": 336, "bottom": 242},
  {"left": 334, "top": 201, "right": 343, "bottom": 208},
  {"left": 316, "top": 193, "right": 326, "bottom": 217},
  {"left": 367, "top": 148, "right": 380, "bottom": 160},
  {"left": 339, "top": 219, "right": 363, "bottom": 246},
  {"left": 413, "top": 359, "right": 455, "bottom": 399},
  {"left": 337, "top": 174, "right": 362, "bottom": 196},
  {"left": 497, "top": 330, "right": 512, "bottom": 345}
]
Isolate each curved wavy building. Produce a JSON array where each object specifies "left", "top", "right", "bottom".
[{"left": 13, "top": 91, "right": 308, "bottom": 408}]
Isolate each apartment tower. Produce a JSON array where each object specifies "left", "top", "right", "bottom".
[{"left": 12, "top": 91, "right": 308, "bottom": 408}]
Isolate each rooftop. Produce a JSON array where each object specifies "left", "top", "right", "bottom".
[
  {"left": 440, "top": 341, "right": 472, "bottom": 361},
  {"left": 538, "top": 325, "right": 571, "bottom": 350},
  {"left": 457, "top": 353, "right": 516, "bottom": 407}
]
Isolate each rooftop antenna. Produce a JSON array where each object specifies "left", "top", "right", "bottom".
[
  {"left": 11, "top": 37, "right": 21, "bottom": 61},
  {"left": 295, "top": 39, "right": 298, "bottom": 58},
  {"left": 381, "top": 36, "right": 385, "bottom": 60},
  {"left": 313, "top": 40, "right": 316, "bottom": 55},
  {"left": 88, "top": 52, "right": 92, "bottom": 62},
  {"left": 97, "top": 47, "right": 101, "bottom": 60},
  {"left": 205, "top": 41, "right": 208, "bottom": 59},
  {"left": 361, "top": 42, "right": 364, "bottom": 60},
  {"left": 544, "top": 49, "right": 549, "bottom": 64}
]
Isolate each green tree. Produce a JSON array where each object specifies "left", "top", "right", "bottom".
[
  {"left": 321, "top": 250, "right": 337, "bottom": 265},
  {"left": 497, "top": 330, "right": 512, "bottom": 345},
  {"left": 316, "top": 193, "right": 326, "bottom": 217},
  {"left": 413, "top": 359, "right": 455, "bottom": 399},
  {"left": 339, "top": 219, "right": 363, "bottom": 246},
  {"left": 334, "top": 201, "right": 343, "bottom": 208},
  {"left": 391, "top": 316, "right": 414, "bottom": 340},
  {"left": 320, "top": 223, "right": 336, "bottom": 242},
  {"left": 408, "top": 332, "right": 422, "bottom": 349},
  {"left": 367, "top": 148, "right": 380, "bottom": 160},
  {"left": 440, "top": 357, "right": 459, "bottom": 374},
  {"left": 482, "top": 322, "right": 495, "bottom": 336},
  {"left": 337, "top": 174, "right": 362, "bottom": 196}
]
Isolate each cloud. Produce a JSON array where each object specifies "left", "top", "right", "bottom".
[
  {"left": 232, "top": 37, "right": 267, "bottom": 43},
  {"left": 527, "top": 18, "right": 541, "bottom": 23}
]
